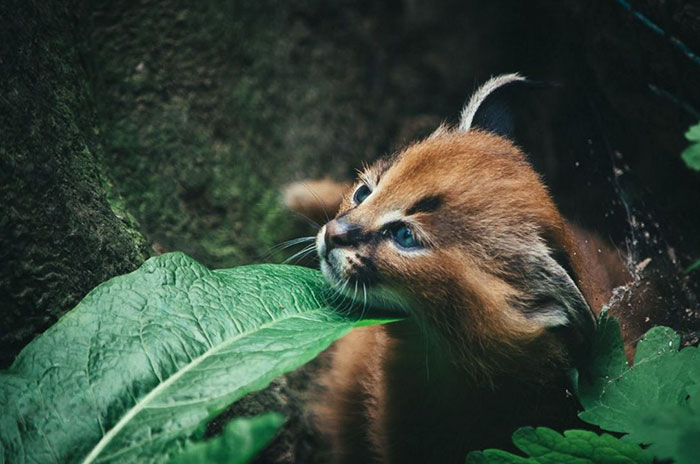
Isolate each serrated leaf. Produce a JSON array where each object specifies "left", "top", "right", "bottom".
[
  {"left": 632, "top": 326, "right": 679, "bottom": 364},
  {"left": 681, "top": 122, "right": 700, "bottom": 170},
  {"left": 0, "top": 252, "right": 394, "bottom": 464},
  {"left": 576, "top": 313, "right": 628, "bottom": 407},
  {"left": 681, "top": 143, "right": 700, "bottom": 171},
  {"left": 685, "top": 122, "right": 700, "bottom": 142},
  {"left": 577, "top": 322, "right": 700, "bottom": 464},
  {"left": 466, "top": 427, "right": 651, "bottom": 464},
  {"left": 168, "top": 413, "right": 284, "bottom": 464}
]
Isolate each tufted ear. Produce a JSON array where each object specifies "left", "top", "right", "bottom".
[
  {"left": 516, "top": 245, "right": 596, "bottom": 363},
  {"left": 458, "top": 74, "right": 525, "bottom": 136},
  {"left": 458, "top": 74, "right": 555, "bottom": 141}
]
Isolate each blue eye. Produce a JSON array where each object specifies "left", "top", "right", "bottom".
[
  {"left": 353, "top": 184, "right": 371, "bottom": 204},
  {"left": 392, "top": 225, "right": 420, "bottom": 249}
]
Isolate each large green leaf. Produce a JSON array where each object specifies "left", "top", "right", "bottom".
[
  {"left": 0, "top": 252, "right": 391, "bottom": 463},
  {"left": 168, "top": 413, "right": 284, "bottom": 464},
  {"left": 577, "top": 316, "right": 700, "bottom": 464},
  {"left": 466, "top": 427, "right": 651, "bottom": 464}
]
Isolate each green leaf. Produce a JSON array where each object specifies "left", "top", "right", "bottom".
[
  {"left": 466, "top": 427, "right": 651, "bottom": 464},
  {"left": 168, "top": 413, "right": 284, "bottom": 464},
  {"left": 576, "top": 311, "right": 628, "bottom": 406},
  {"left": 681, "top": 143, "right": 700, "bottom": 171},
  {"left": 681, "top": 122, "right": 700, "bottom": 170},
  {"left": 685, "top": 122, "right": 700, "bottom": 142},
  {"left": 577, "top": 321, "right": 700, "bottom": 464},
  {"left": 0, "top": 252, "right": 394, "bottom": 464},
  {"left": 686, "top": 258, "right": 700, "bottom": 274}
]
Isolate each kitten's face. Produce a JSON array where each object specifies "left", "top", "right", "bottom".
[
  {"left": 316, "top": 128, "right": 565, "bottom": 323},
  {"left": 313, "top": 73, "right": 595, "bottom": 373}
]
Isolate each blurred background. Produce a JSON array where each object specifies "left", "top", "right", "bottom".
[{"left": 2, "top": 0, "right": 700, "bottom": 459}]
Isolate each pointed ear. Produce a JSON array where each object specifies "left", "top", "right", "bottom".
[
  {"left": 521, "top": 247, "right": 596, "bottom": 362},
  {"left": 458, "top": 74, "right": 555, "bottom": 140},
  {"left": 458, "top": 74, "right": 525, "bottom": 135}
]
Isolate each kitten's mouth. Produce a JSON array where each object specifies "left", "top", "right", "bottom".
[
  {"left": 319, "top": 257, "right": 409, "bottom": 318},
  {"left": 316, "top": 226, "right": 409, "bottom": 317},
  {"left": 319, "top": 258, "right": 343, "bottom": 286}
]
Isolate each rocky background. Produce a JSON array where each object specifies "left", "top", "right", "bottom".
[{"left": 2, "top": 0, "right": 699, "bottom": 461}]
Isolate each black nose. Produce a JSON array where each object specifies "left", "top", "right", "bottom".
[{"left": 324, "top": 219, "right": 361, "bottom": 251}]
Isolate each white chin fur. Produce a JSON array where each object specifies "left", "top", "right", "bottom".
[
  {"left": 362, "top": 286, "right": 411, "bottom": 315},
  {"left": 319, "top": 259, "right": 410, "bottom": 316},
  {"left": 315, "top": 225, "right": 327, "bottom": 261},
  {"left": 319, "top": 259, "right": 338, "bottom": 285},
  {"left": 316, "top": 225, "right": 410, "bottom": 315}
]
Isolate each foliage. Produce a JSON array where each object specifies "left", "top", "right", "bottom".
[
  {"left": 577, "top": 315, "right": 700, "bottom": 464},
  {"left": 466, "top": 427, "right": 651, "bottom": 464},
  {"left": 3, "top": 251, "right": 698, "bottom": 464},
  {"left": 168, "top": 413, "right": 284, "bottom": 464},
  {"left": 574, "top": 312, "right": 627, "bottom": 406},
  {"left": 681, "top": 122, "right": 700, "bottom": 171},
  {"left": 89, "top": 0, "right": 399, "bottom": 269},
  {"left": 472, "top": 313, "right": 700, "bottom": 464},
  {"left": 686, "top": 259, "right": 700, "bottom": 274},
  {"left": 0, "top": 0, "right": 151, "bottom": 368},
  {"left": 0, "top": 252, "right": 393, "bottom": 464}
]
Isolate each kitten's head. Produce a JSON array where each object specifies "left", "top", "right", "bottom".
[{"left": 317, "top": 74, "right": 594, "bottom": 375}]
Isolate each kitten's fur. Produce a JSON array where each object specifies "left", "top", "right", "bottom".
[{"left": 285, "top": 75, "right": 640, "bottom": 463}]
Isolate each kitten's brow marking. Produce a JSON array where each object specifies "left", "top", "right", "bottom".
[{"left": 406, "top": 195, "right": 444, "bottom": 216}]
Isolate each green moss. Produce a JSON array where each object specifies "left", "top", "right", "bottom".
[
  {"left": 0, "top": 0, "right": 150, "bottom": 366},
  {"left": 85, "top": 0, "right": 403, "bottom": 268}
]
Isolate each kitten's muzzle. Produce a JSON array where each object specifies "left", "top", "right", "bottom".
[{"left": 324, "top": 219, "right": 362, "bottom": 255}]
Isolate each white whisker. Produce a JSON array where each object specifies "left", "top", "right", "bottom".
[
  {"left": 360, "top": 283, "right": 368, "bottom": 320},
  {"left": 261, "top": 236, "right": 315, "bottom": 261},
  {"left": 350, "top": 281, "right": 359, "bottom": 315},
  {"left": 283, "top": 244, "right": 316, "bottom": 264},
  {"left": 301, "top": 181, "right": 333, "bottom": 224},
  {"left": 325, "top": 277, "right": 349, "bottom": 309}
]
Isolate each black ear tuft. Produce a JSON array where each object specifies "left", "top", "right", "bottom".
[
  {"left": 471, "top": 93, "right": 517, "bottom": 139},
  {"left": 460, "top": 74, "right": 560, "bottom": 141}
]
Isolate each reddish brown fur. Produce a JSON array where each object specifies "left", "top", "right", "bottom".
[
  {"left": 328, "top": 131, "right": 579, "bottom": 366},
  {"left": 568, "top": 224, "right": 655, "bottom": 360},
  {"left": 285, "top": 128, "right": 639, "bottom": 463}
]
